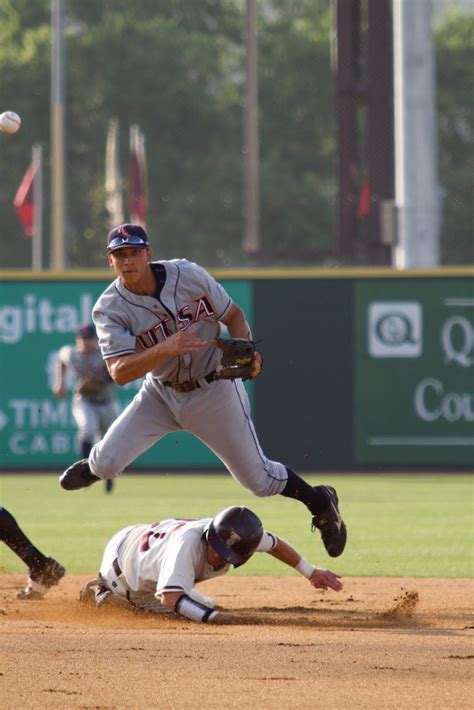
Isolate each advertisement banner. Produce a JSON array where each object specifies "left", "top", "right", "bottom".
[
  {"left": 0, "top": 279, "right": 251, "bottom": 469},
  {"left": 354, "top": 279, "right": 474, "bottom": 466}
]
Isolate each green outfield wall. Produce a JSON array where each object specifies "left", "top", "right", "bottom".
[{"left": 1, "top": 268, "right": 472, "bottom": 471}]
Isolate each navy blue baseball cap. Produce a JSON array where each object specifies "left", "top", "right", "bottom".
[
  {"left": 107, "top": 224, "right": 150, "bottom": 252},
  {"left": 77, "top": 323, "right": 96, "bottom": 339}
]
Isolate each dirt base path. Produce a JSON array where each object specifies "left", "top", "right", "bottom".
[{"left": 1, "top": 574, "right": 473, "bottom": 709}]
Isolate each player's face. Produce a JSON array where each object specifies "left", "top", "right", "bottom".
[
  {"left": 206, "top": 544, "right": 228, "bottom": 570},
  {"left": 77, "top": 335, "right": 97, "bottom": 353},
  {"left": 108, "top": 247, "right": 152, "bottom": 287}
]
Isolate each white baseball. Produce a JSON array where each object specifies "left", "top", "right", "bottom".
[{"left": 0, "top": 111, "right": 21, "bottom": 134}]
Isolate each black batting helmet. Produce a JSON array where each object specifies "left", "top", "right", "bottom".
[{"left": 206, "top": 506, "right": 263, "bottom": 567}]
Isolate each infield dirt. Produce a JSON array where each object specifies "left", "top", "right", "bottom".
[{"left": 1, "top": 574, "right": 472, "bottom": 709}]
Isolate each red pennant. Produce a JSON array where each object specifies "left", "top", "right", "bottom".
[
  {"left": 14, "top": 161, "right": 37, "bottom": 237},
  {"left": 357, "top": 180, "right": 370, "bottom": 219}
]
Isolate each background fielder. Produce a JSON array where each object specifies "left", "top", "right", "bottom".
[
  {"left": 60, "top": 224, "right": 347, "bottom": 558},
  {"left": 81, "top": 506, "right": 343, "bottom": 623},
  {"left": 54, "top": 323, "right": 120, "bottom": 493}
]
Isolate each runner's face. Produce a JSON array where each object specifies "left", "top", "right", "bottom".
[
  {"left": 206, "top": 544, "right": 228, "bottom": 570},
  {"left": 108, "top": 247, "right": 152, "bottom": 286}
]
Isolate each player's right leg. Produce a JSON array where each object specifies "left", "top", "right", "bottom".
[
  {"left": 98, "top": 400, "right": 121, "bottom": 495},
  {"left": 61, "top": 397, "right": 97, "bottom": 489},
  {"left": 59, "top": 382, "right": 178, "bottom": 490}
]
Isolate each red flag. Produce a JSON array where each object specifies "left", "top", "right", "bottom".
[
  {"left": 14, "top": 161, "right": 38, "bottom": 237},
  {"left": 128, "top": 125, "right": 148, "bottom": 227},
  {"left": 357, "top": 179, "right": 370, "bottom": 219}
]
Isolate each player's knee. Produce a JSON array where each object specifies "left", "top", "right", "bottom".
[
  {"left": 245, "top": 479, "right": 275, "bottom": 497},
  {"left": 234, "top": 460, "right": 287, "bottom": 498}
]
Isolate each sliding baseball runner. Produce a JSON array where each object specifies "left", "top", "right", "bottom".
[{"left": 81, "top": 506, "right": 343, "bottom": 623}]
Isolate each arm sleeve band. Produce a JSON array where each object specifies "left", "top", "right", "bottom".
[
  {"left": 256, "top": 531, "right": 277, "bottom": 553},
  {"left": 295, "top": 558, "right": 316, "bottom": 579},
  {"left": 175, "top": 594, "right": 219, "bottom": 623}
]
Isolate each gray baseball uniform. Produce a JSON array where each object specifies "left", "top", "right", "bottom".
[
  {"left": 90, "top": 259, "right": 288, "bottom": 495},
  {"left": 98, "top": 517, "right": 276, "bottom": 610},
  {"left": 58, "top": 344, "right": 119, "bottom": 447}
]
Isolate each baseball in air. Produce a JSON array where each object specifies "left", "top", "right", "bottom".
[{"left": 0, "top": 111, "right": 22, "bottom": 134}]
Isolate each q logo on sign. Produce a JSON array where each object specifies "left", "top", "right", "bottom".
[
  {"left": 368, "top": 302, "right": 422, "bottom": 358},
  {"left": 441, "top": 316, "right": 473, "bottom": 368}
]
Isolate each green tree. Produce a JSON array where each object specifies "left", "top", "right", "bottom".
[
  {"left": 435, "top": 9, "right": 474, "bottom": 264},
  {"left": 0, "top": 1, "right": 471, "bottom": 269}
]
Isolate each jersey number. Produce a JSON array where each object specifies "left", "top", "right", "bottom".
[{"left": 139, "top": 520, "right": 191, "bottom": 552}]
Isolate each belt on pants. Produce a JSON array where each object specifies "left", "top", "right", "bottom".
[
  {"left": 112, "top": 558, "right": 122, "bottom": 577},
  {"left": 162, "top": 370, "right": 217, "bottom": 393},
  {"left": 110, "top": 558, "right": 130, "bottom": 600}
]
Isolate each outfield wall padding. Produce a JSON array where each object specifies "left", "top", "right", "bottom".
[{"left": 0, "top": 268, "right": 472, "bottom": 471}]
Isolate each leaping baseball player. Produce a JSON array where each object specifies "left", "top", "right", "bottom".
[
  {"left": 60, "top": 224, "right": 347, "bottom": 559},
  {"left": 81, "top": 506, "right": 343, "bottom": 623}
]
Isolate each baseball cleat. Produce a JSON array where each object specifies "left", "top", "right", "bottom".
[
  {"left": 312, "top": 485, "right": 347, "bottom": 557},
  {"left": 94, "top": 585, "right": 112, "bottom": 607},
  {"left": 60, "top": 458, "right": 100, "bottom": 490},
  {"left": 79, "top": 578, "right": 113, "bottom": 607},
  {"left": 17, "top": 558, "right": 65, "bottom": 599}
]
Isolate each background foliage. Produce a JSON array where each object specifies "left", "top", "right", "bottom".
[{"left": 0, "top": 0, "right": 472, "bottom": 268}]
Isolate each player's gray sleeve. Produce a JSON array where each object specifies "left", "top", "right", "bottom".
[
  {"left": 93, "top": 299, "right": 136, "bottom": 359},
  {"left": 177, "top": 260, "right": 233, "bottom": 320}
]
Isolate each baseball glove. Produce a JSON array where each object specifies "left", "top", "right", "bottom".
[
  {"left": 213, "top": 338, "right": 263, "bottom": 381},
  {"left": 76, "top": 378, "right": 105, "bottom": 397}
]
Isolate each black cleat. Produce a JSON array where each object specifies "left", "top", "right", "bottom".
[
  {"left": 17, "top": 558, "right": 66, "bottom": 599},
  {"left": 60, "top": 458, "right": 100, "bottom": 490},
  {"left": 312, "top": 485, "right": 347, "bottom": 557}
]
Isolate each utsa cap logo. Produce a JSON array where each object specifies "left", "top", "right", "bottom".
[{"left": 107, "top": 223, "right": 150, "bottom": 252}]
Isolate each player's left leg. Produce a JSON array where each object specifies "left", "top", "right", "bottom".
[
  {"left": 60, "top": 380, "right": 178, "bottom": 490},
  {"left": 188, "top": 380, "right": 346, "bottom": 557},
  {"left": 0, "top": 507, "right": 65, "bottom": 598},
  {"left": 72, "top": 395, "right": 96, "bottom": 460},
  {"left": 280, "top": 472, "right": 347, "bottom": 557}
]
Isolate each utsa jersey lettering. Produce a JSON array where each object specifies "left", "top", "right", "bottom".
[{"left": 137, "top": 294, "right": 216, "bottom": 350}]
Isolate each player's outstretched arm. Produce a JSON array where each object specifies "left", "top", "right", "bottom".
[
  {"left": 267, "top": 536, "right": 343, "bottom": 592},
  {"left": 53, "top": 360, "right": 68, "bottom": 398},
  {"left": 160, "top": 589, "right": 236, "bottom": 624},
  {"left": 220, "top": 303, "right": 253, "bottom": 340}
]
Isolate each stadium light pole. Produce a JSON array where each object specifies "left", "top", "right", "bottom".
[
  {"left": 393, "top": 0, "right": 440, "bottom": 268},
  {"left": 243, "top": 0, "right": 260, "bottom": 255},
  {"left": 51, "top": 0, "right": 66, "bottom": 270}
]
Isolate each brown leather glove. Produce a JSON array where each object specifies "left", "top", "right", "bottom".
[{"left": 213, "top": 338, "right": 263, "bottom": 381}]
